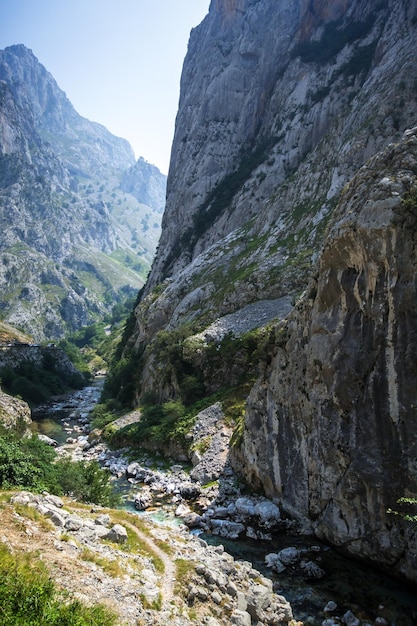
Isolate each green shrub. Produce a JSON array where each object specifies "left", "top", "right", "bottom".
[
  {"left": 0, "top": 428, "right": 120, "bottom": 507},
  {"left": 387, "top": 497, "right": 417, "bottom": 523},
  {"left": 0, "top": 432, "right": 57, "bottom": 491},
  {"left": 101, "top": 351, "right": 144, "bottom": 407},
  {"left": 90, "top": 402, "right": 120, "bottom": 430},
  {"left": 54, "top": 458, "right": 121, "bottom": 507},
  {"left": 0, "top": 357, "right": 87, "bottom": 407},
  {"left": 0, "top": 543, "right": 117, "bottom": 625}
]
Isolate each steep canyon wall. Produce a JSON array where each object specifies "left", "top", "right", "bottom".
[
  {"left": 126, "top": 0, "right": 417, "bottom": 579},
  {"left": 234, "top": 130, "right": 417, "bottom": 581}
]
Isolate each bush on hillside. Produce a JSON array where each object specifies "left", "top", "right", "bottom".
[{"left": 0, "top": 428, "right": 120, "bottom": 507}]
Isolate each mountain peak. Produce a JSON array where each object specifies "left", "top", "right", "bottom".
[{"left": 0, "top": 44, "right": 166, "bottom": 339}]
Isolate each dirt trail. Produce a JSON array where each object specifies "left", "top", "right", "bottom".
[{"left": 124, "top": 520, "right": 175, "bottom": 607}]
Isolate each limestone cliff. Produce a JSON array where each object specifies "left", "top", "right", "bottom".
[
  {"left": 119, "top": 0, "right": 417, "bottom": 581},
  {"left": 234, "top": 128, "right": 417, "bottom": 582},
  {"left": 146, "top": 0, "right": 417, "bottom": 293},
  {"left": 129, "top": 0, "right": 417, "bottom": 394}
]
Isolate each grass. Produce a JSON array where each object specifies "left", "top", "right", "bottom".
[
  {"left": 153, "top": 537, "right": 175, "bottom": 557},
  {"left": 106, "top": 510, "right": 165, "bottom": 573},
  {"left": 174, "top": 558, "right": 196, "bottom": 595},
  {"left": 80, "top": 548, "right": 125, "bottom": 578},
  {"left": 0, "top": 542, "right": 117, "bottom": 625},
  {"left": 139, "top": 592, "right": 162, "bottom": 611},
  {"left": 13, "top": 503, "right": 54, "bottom": 532}
]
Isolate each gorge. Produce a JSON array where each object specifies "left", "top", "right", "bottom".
[
  {"left": 1, "top": 0, "right": 417, "bottom": 623},
  {"left": 117, "top": 0, "right": 417, "bottom": 588}
]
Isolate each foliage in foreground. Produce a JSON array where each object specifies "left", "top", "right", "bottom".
[
  {"left": 0, "top": 542, "right": 117, "bottom": 626},
  {"left": 0, "top": 428, "right": 120, "bottom": 507}
]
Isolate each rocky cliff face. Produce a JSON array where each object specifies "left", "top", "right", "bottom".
[
  {"left": 145, "top": 0, "right": 417, "bottom": 289},
  {"left": 0, "top": 45, "right": 166, "bottom": 340},
  {"left": 121, "top": 0, "right": 417, "bottom": 580},
  {"left": 234, "top": 128, "right": 417, "bottom": 582},
  {"left": 133, "top": 0, "right": 417, "bottom": 358},
  {"left": 0, "top": 389, "right": 31, "bottom": 434}
]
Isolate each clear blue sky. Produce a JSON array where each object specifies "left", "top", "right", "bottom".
[{"left": 0, "top": 0, "right": 210, "bottom": 174}]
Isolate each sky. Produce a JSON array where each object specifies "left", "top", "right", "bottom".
[{"left": 0, "top": 0, "right": 210, "bottom": 174}]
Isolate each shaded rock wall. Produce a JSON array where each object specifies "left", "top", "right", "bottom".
[
  {"left": 234, "top": 129, "right": 417, "bottom": 582},
  {"left": 121, "top": 0, "right": 417, "bottom": 581}
]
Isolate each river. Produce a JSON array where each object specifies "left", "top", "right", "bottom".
[{"left": 33, "top": 380, "right": 417, "bottom": 626}]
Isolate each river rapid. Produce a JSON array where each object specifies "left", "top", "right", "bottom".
[{"left": 33, "top": 380, "right": 417, "bottom": 626}]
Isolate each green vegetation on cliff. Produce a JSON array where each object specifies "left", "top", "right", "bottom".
[
  {"left": 100, "top": 319, "right": 276, "bottom": 454},
  {"left": 0, "top": 358, "right": 86, "bottom": 406}
]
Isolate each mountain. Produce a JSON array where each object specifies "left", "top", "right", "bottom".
[
  {"left": 118, "top": 0, "right": 417, "bottom": 581},
  {"left": 0, "top": 44, "right": 166, "bottom": 340}
]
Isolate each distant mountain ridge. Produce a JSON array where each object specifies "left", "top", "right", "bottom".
[{"left": 0, "top": 44, "right": 166, "bottom": 340}]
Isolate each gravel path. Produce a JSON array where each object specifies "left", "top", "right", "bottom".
[{"left": 124, "top": 520, "right": 175, "bottom": 608}]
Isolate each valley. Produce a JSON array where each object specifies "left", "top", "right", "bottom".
[
  {"left": 22, "top": 380, "right": 417, "bottom": 625},
  {"left": 1, "top": 1, "right": 417, "bottom": 624}
]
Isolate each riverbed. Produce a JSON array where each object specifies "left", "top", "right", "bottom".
[{"left": 33, "top": 381, "right": 417, "bottom": 626}]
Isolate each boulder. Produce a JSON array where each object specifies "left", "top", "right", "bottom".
[
  {"left": 183, "top": 512, "right": 203, "bottom": 528},
  {"left": 235, "top": 497, "right": 256, "bottom": 518},
  {"left": 210, "top": 519, "right": 245, "bottom": 539},
  {"left": 45, "top": 509, "right": 66, "bottom": 527},
  {"left": 64, "top": 515, "right": 84, "bottom": 531},
  {"left": 94, "top": 513, "right": 111, "bottom": 527},
  {"left": 277, "top": 546, "right": 299, "bottom": 565},
  {"left": 254, "top": 500, "right": 281, "bottom": 528},
  {"left": 134, "top": 490, "right": 152, "bottom": 511},
  {"left": 175, "top": 502, "right": 192, "bottom": 517},
  {"left": 10, "top": 492, "right": 34, "bottom": 506},
  {"left": 179, "top": 482, "right": 201, "bottom": 500},
  {"left": 38, "top": 434, "right": 58, "bottom": 446},
  {"left": 43, "top": 494, "right": 64, "bottom": 508},
  {"left": 324, "top": 601, "right": 338, "bottom": 614},
  {"left": 265, "top": 552, "right": 287, "bottom": 573},
  {"left": 126, "top": 462, "right": 141, "bottom": 479},
  {"left": 343, "top": 610, "right": 361, "bottom": 626},
  {"left": 300, "top": 560, "right": 326, "bottom": 579},
  {"left": 105, "top": 524, "right": 128, "bottom": 543},
  {"left": 246, "top": 583, "right": 273, "bottom": 620},
  {"left": 230, "top": 610, "right": 252, "bottom": 626}
]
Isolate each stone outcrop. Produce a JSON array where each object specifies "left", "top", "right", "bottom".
[
  {"left": 0, "top": 344, "right": 79, "bottom": 377},
  {"left": 0, "top": 388, "right": 31, "bottom": 433},
  {"left": 189, "top": 403, "right": 233, "bottom": 484},
  {"left": 234, "top": 128, "right": 417, "bottom": 582}
]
